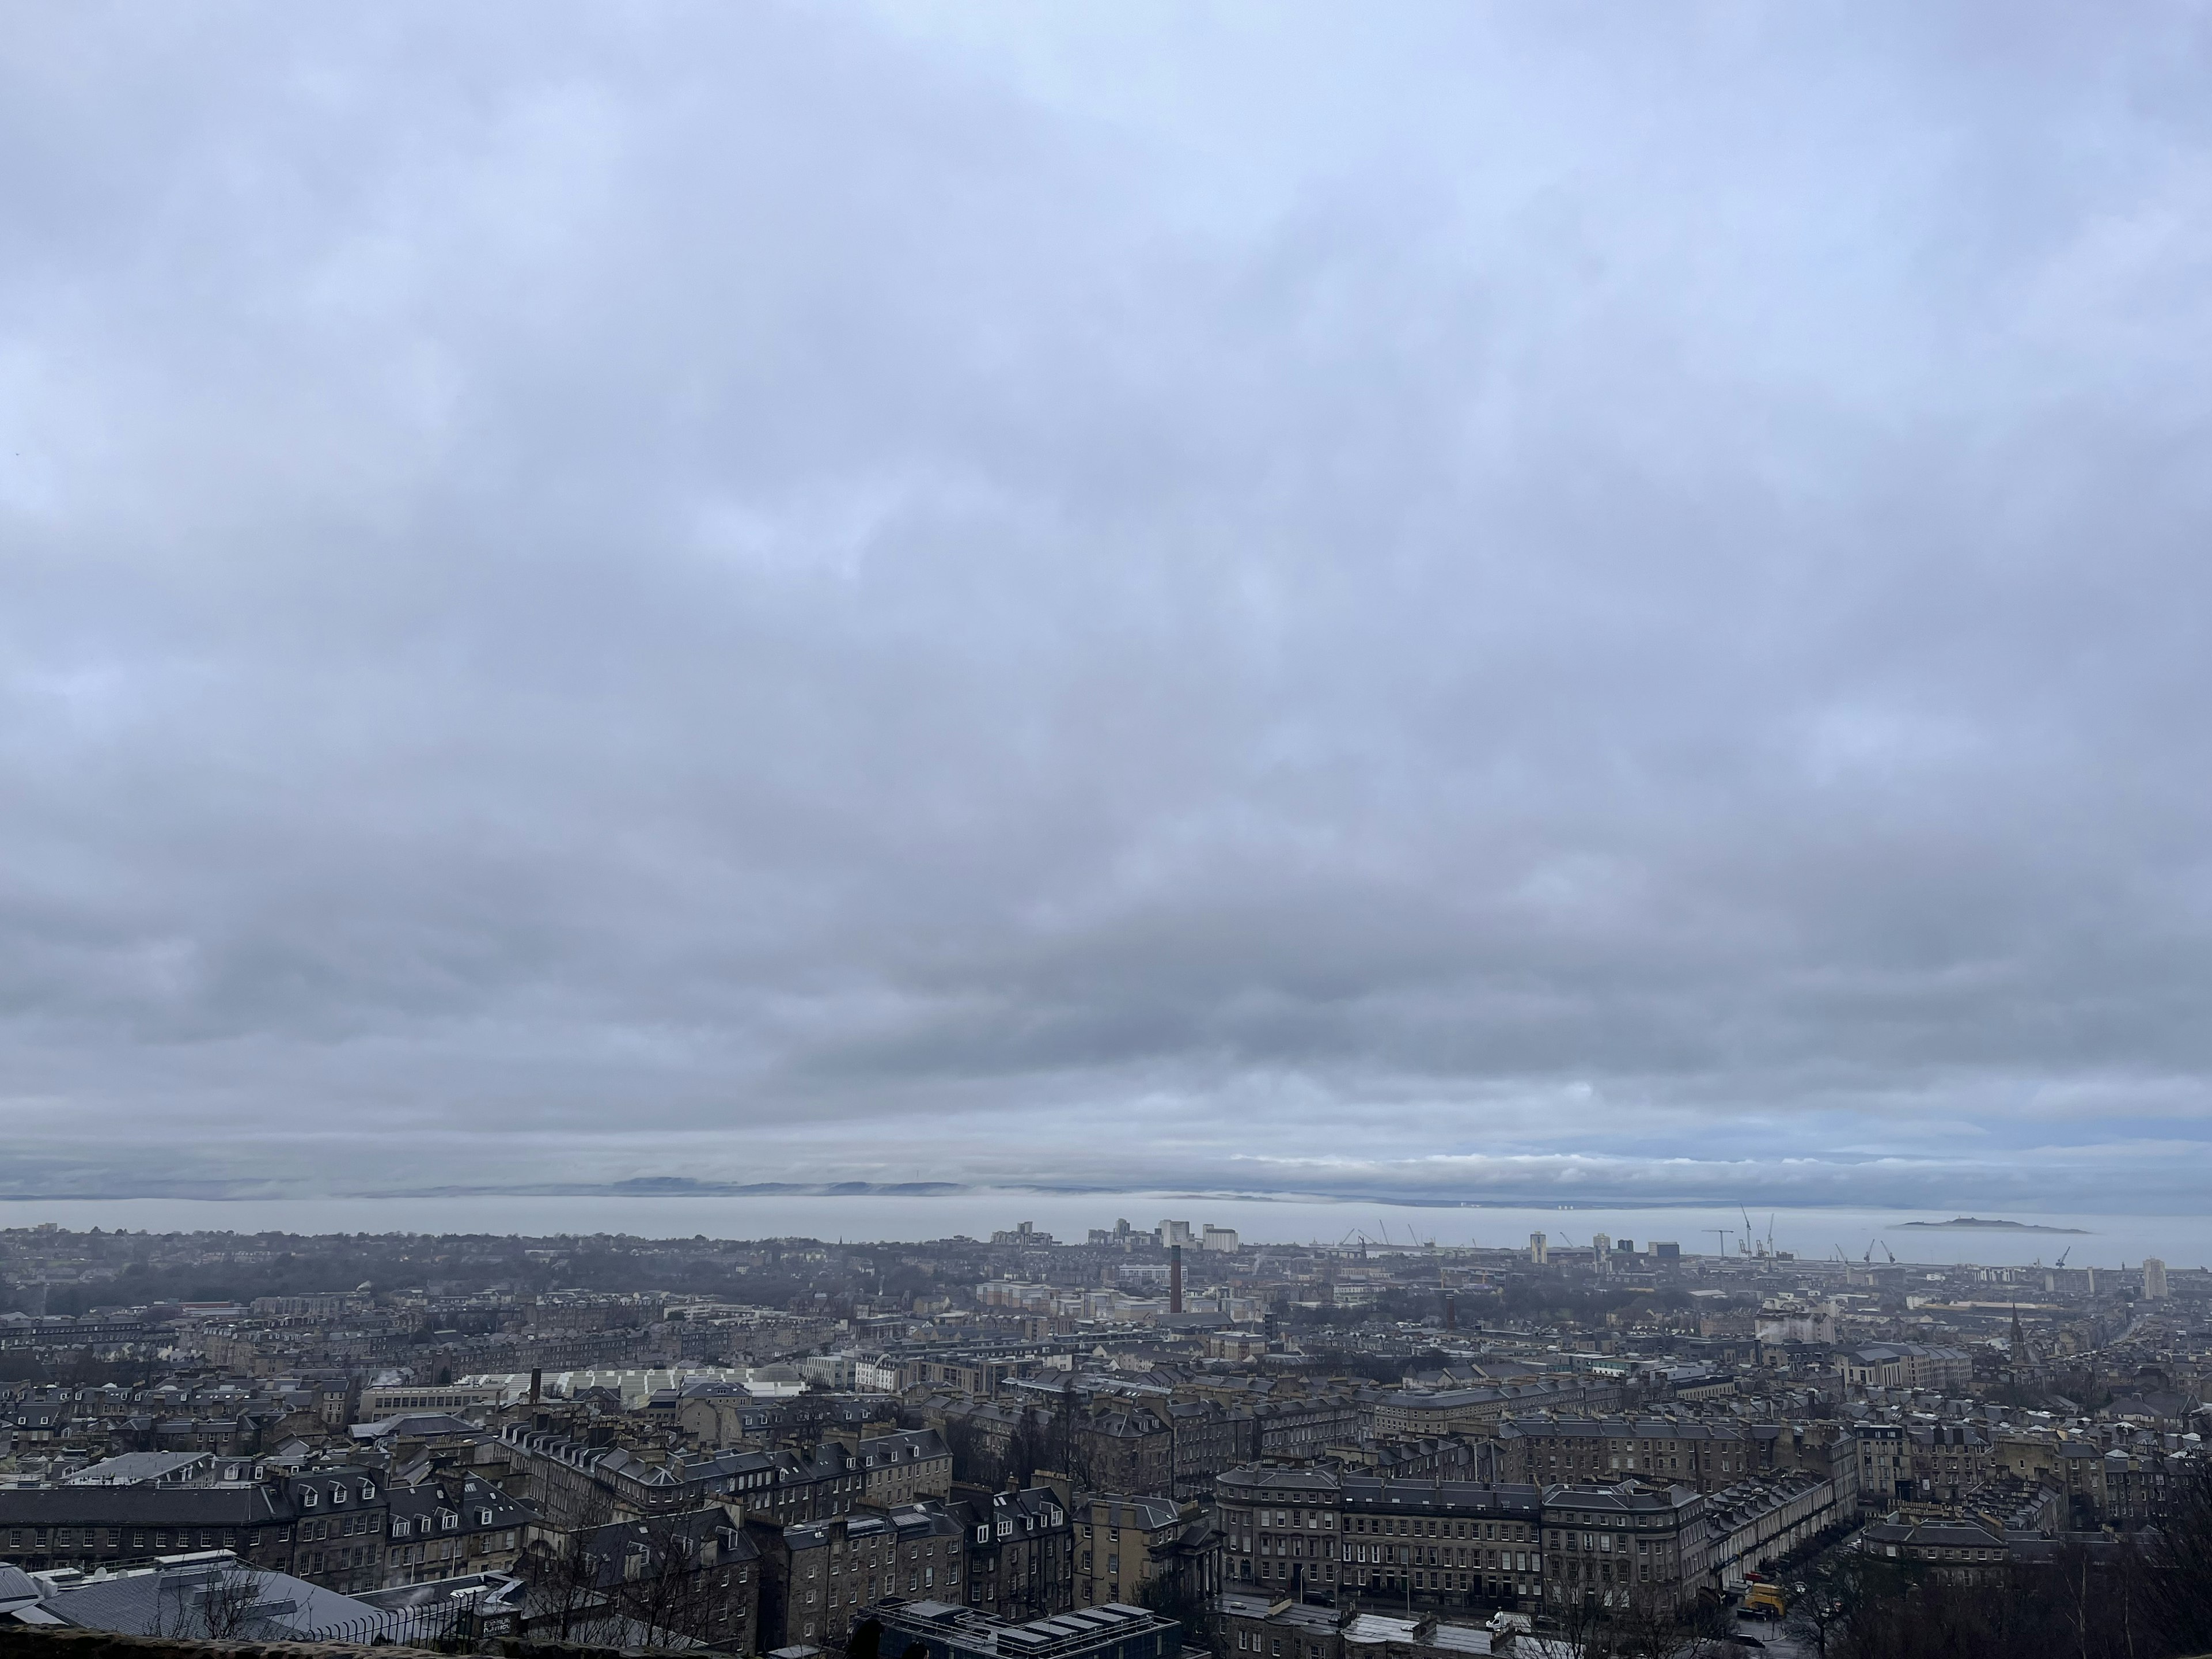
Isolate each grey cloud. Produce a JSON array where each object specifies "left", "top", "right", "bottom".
[{"left": 3, "top": 3, "right": 2211, "bottom": 1210}]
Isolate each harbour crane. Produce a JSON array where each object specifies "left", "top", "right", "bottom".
[
  {"left": 2054, "top": 1247, "right": 2071, "bottom": 1268},
  {"left": 1880, "top": 1241, "right": 1897, "bottom": 1264}
]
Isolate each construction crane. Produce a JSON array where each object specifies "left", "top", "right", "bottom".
[{"left": 1707, "top": 1228, "right": 1734, "bottom": 1257}]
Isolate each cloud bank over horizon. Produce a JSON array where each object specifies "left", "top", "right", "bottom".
[{"left": 5, "top": 4, "right": 2212, "bottom": 1211}]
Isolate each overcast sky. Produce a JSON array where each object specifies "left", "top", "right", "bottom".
[{"left": 4, "top": 3, "right": 2211, "bottom": 1213}]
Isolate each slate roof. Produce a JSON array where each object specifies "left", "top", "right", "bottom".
[
  {"left": 0, "top": 1486, "right": 292, "bottom": 1528},
  {"left": 1541, "top": 1482, "right": 1702, "bottom": 1516},
  {"left": 1078, "top": 1495, "right": 1180, "bottom": 1532},
  {"left": 29, "top": 1555, "right": 401, "bottom": 1642}
]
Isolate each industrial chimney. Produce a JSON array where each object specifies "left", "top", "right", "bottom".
[
  {"left": 1170, "top": 1244, "right": 1183, "bottom": 1315},
  {"left": 1444, "top": 1291, "right": 1456, "bottom": 1334}
]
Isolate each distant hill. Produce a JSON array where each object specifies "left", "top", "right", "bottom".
[{"left": 1896, "top": 1216, "right": 2089, "bottom": 1234}]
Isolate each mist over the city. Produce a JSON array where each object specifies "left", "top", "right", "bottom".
[{"left": 6, "top": 5, "right": 2212, "bottom": 1214}]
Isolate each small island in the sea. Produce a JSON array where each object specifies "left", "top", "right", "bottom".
[{"left": 1897, "top": 1216, "right": 2090, "bottom": 1234}]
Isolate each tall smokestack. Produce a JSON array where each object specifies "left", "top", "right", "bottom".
[
  {"left": 529, "top": 1367, "right": 542, "bottom": 1408},
  {"left": 1444, "top": 1292, "right": 1456, "bottom": 1334},
  {"left": 1170, "top": 1244, "right": 1183, "bottom": 1315}
]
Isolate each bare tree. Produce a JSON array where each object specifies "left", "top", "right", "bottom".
[
  {"left": 1138, "top": 1563, "right": 1222, "bottom": 1659},
  {"left": 2137, "top": 1455, "right": 2212, "bottom": 1655},
  {"left": 1784, "top": 1554, "right": 1869, "bottom": 1659},
  {"left": 146, "top": 1562, "right": 270, "bottom": 1641},
  {"left": 1006, "top": 1411, "right": 1051, "bottom": 1490},
  {"left": 520, "top": 1529, "right": 613, "bottom": 1644},
  {"left": 1544, "top": 1575, "right": 1618, "bottom": 1659},
  {"left": 520, "top": 1486, "right": 621, "bottom": 1644},
  {"left": 616, "top": 1509, "right": 732, "bottom": 1650},
  {"left": 945, "top": 1415, "right": 999, "bottom": 1487},
  {"left": 1607, "top": 1575, "right": 1692, "bottom": 1659}
]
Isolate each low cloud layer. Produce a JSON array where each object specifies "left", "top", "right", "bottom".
[{"left": 4, "top": 4, "right": 2211, "bottom": 1210}]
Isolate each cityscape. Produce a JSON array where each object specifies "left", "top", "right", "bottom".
[
  {"left": 9, "top": 6, "right": 2212, "bottom": 1659},
  {"left": 2, "top": 1216, "right": 2207, "bottom": 1659}
]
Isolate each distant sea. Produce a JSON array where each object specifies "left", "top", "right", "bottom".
[{"left": 3, "top": 1192, "right": 2207, "bottom": 1269}]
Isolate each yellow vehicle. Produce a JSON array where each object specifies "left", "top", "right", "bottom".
[{"left": 1741, "top": 1583, "right": 1787, "bottom": 1620}]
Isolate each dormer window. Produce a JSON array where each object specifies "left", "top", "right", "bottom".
[
  {"left": 393, "top": 1520, "right": 411, "bottom": 1537},
  {"left": 361, "top": 1482, "right": 376, "bottom": 1500},
  {"left": 332, "top": 1486, "right": 347, "bottom": 1505},
  {"left": 302, "top": 1490, "right": 317, "bottom": 1509}
]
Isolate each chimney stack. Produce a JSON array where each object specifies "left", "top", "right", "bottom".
[
  {"left": 529, "top": 1367, "right": 542, "bottom": 1407},
  {"left": 1444, "top": 1292, "right": 1456, "bottom": 1334},
  {"left": 1170, "top": 1244, "right": 1183, "bottom": 1315}
]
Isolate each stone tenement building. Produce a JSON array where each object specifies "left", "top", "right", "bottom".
[
  {"left": 1215, "top": 1463, "right": 1844, "bottom": 1615},
  {"left": 846, "top": 1428, "right": 955, "bottom": 1508},
  {"left": 1495, "top": 1418, "right": 1751, "bottom": 1491},
  {"left": 1074, "top": 1492, "right": 1221, "bottom": 1610},
  {"left": 958, "top": 1484, "right": 1076, "bottom": 1622},
  {"left": 567, "top": 1505, "right": 764, "bottom": 1654},
  {"left": 1074, "top": 1411, "right": 1176, "bottom": 1498},
  {"left": 1368, "top": 1380, "right": 1624, "bottom": 1440},
  {"left": 0, "top": 1464, "right": 526, "bottom": 1599},
  {"left": 497, "top": 1420, "right": 947, "bottom": 1527},
  {"left": 1836, "top": 1344, "right": 1975, "bottom": 1394},
  {"left": 749, "top": 1501, "right": 968, "bottom": 1654},
  {"left": 1542, "top": 1483, "right": 1713, "bottom": 1613},
  {"left": 743, "top": 1486, "right": 1077, "bottom": 1654},
  {"left": 1218, "top": 1467, "right": 1554, "bottom": 1608}
]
